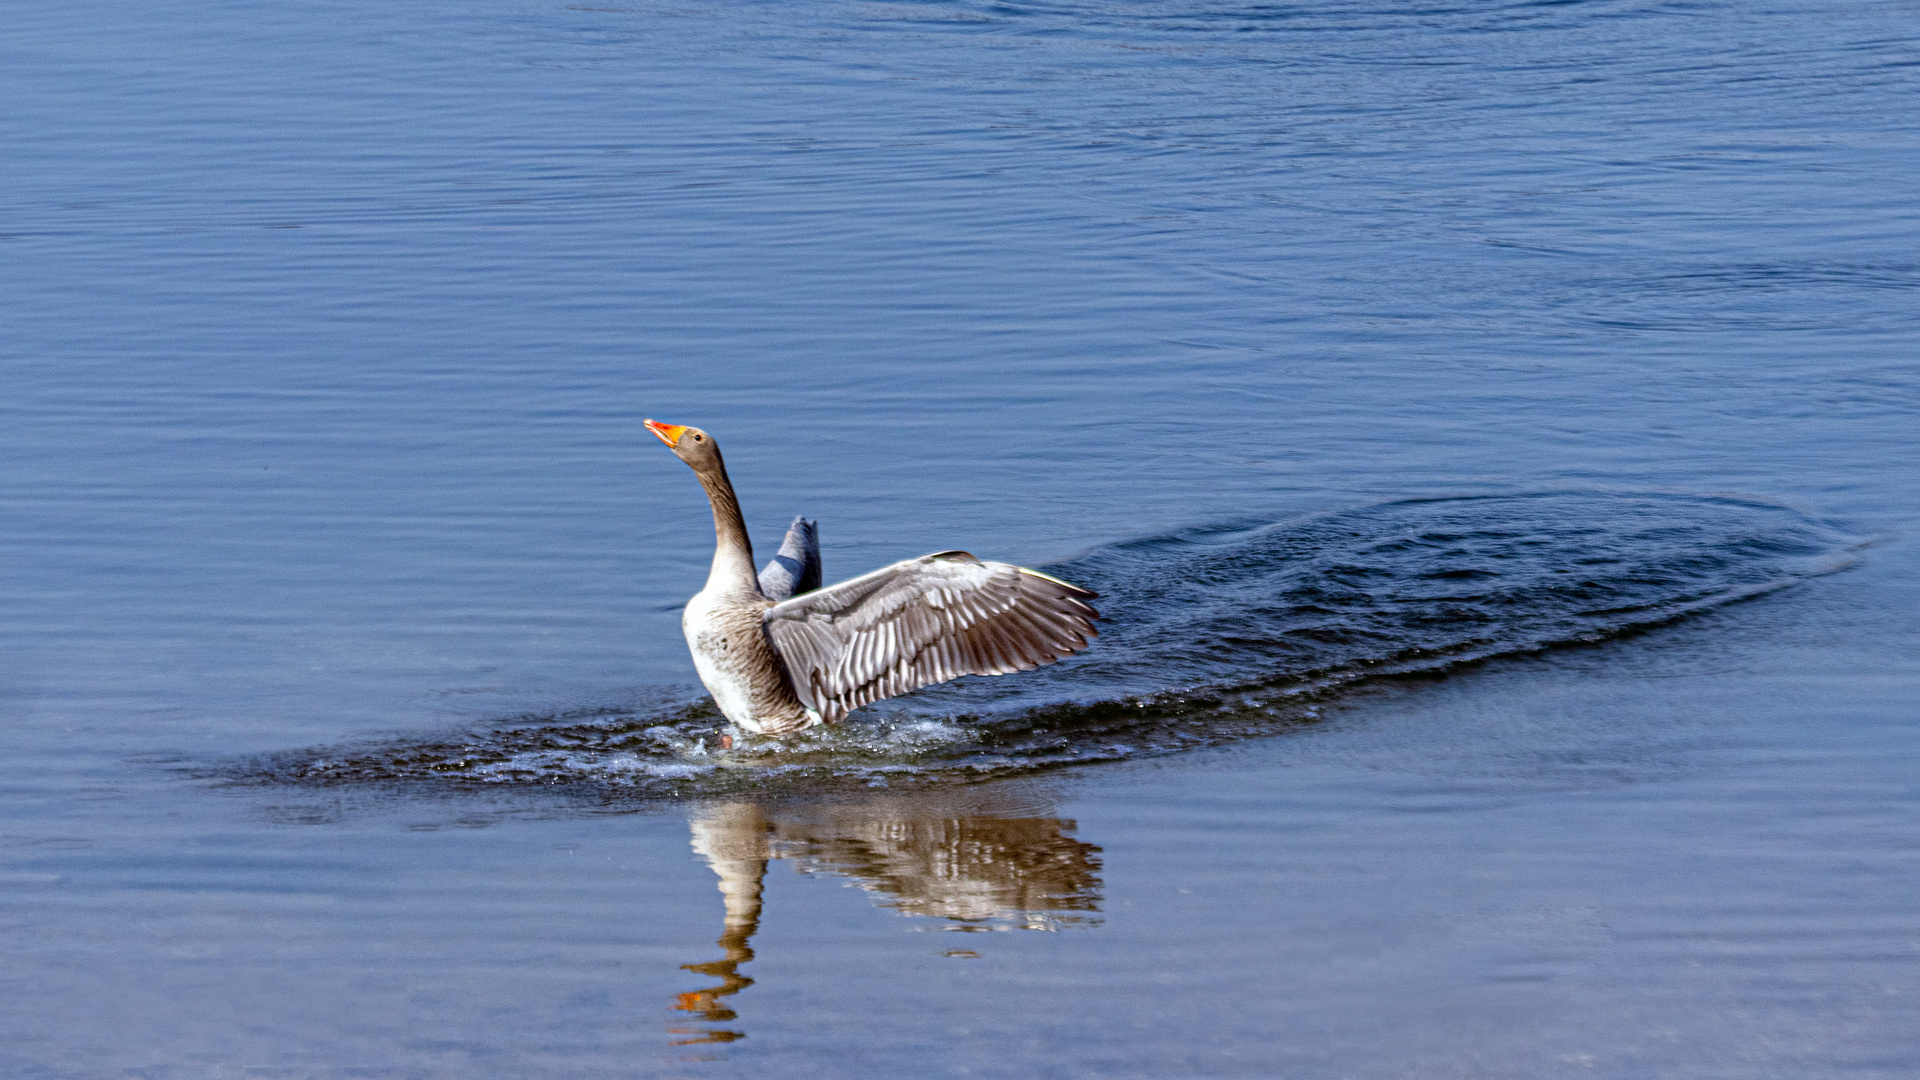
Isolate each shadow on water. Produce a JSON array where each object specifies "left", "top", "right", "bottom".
[
  {"left": 230, "top": 491, "right": 1861, "bottom": 800},
  {"left": 668, "top": 794, "right": 1102, "bottom": 1045},
  {"left": 205, "top": 490, "right": 1861, "bottom": 1050}
]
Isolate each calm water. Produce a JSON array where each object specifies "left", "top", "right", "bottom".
[{"left": 5, "top": 0, "right": 1919, "bottom": 1076}]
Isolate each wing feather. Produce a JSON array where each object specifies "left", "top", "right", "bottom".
[
  {"left": 762, "top": 551, "right": 1098, "bottom": 723},
  {"left": 757, "top": 517, "right": 822, "bottom": 600}
]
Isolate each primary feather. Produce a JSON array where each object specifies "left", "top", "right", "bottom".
[
  {"left": 757, "top": 517, "right": 821, "bottom": 600},
  {"left": 762, "top": 551, "right": 1098, "bottom": 724},
  {"left": 646, "top": 418, "right": 1098, "bottom": 734}
]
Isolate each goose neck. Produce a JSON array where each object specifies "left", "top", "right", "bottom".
[{"left": 696, "top": 464, "right": 760, "bottom": 596}]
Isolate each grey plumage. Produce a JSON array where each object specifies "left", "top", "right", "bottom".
[
  {"left": 757, "top": 517, "right": 821, "bottom": 600},
  {"left": 762, "top": 551, "right": 1099, "bottom": 725},
  {"left": 647, "top": 418, "right": 1099, "bottom": 734}
]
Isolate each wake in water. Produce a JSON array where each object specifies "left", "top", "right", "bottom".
[{"left": 239, "top": 492, "right": 1858, "bottom": 798}]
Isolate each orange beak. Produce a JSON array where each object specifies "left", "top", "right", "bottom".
[{"left": 644, "top": 419, "right": 689, "bottom": 447}]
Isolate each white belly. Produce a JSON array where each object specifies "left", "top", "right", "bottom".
[{"left": 682, "top": 591, "right": 762, "bottom": 729}]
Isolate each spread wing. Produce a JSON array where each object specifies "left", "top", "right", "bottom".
[
  {"left": 758, "top": 517, "right": 821, "bottom": 600},
  {"left": 761, "top": 551, "right": 1099, "bottom": 724}
]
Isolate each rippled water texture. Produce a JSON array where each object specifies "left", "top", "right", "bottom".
[
  {"left": 251, "top": 492, "right": 1858, "bottom": 794},
  {"left": 5, "top": 0, "right": 1919, "bottom": 1076}
]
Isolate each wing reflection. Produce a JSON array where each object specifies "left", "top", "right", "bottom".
[{"left": 671, "top": 795, "right": 1102, "bottom": 1043}]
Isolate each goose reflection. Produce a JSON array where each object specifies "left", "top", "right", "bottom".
[{"left": 671, "top": 795, "right": 1103, "bottom": 1044}]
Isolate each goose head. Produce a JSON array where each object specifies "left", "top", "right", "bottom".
[{"left": 645, "top": 419, "right": 724, "bottom": 474}]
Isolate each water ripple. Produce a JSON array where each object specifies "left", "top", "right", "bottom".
[{"left": 236, "top": 491, "right": 1857, "bottom": 796}]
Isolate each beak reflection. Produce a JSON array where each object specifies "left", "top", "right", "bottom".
[{"left": 670, "top": 796, "right": 1103, "bottom": 1045}]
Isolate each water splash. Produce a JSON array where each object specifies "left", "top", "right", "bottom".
[{"left": 239, "top": 492, "right": 1858, "bottom": 797}]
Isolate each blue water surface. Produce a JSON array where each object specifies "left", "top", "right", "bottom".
[{"left": 3, "top": 1, "right": 1918, "bottom": 1076}]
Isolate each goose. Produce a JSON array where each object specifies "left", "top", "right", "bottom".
[{"left": 644, "top": 419, "right": 1099, "bottom": 735}]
